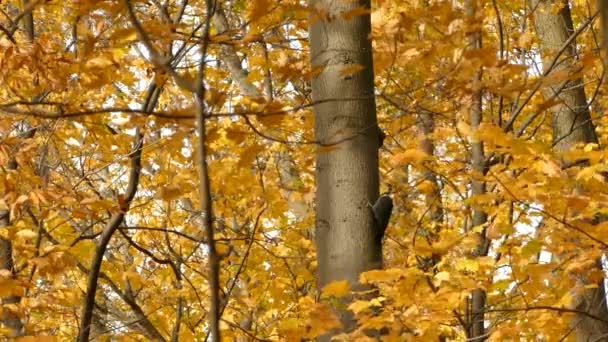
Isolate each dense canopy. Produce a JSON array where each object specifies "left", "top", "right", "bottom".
[{"left": 0, "top": 0, "right": 608, "bottom": 341}]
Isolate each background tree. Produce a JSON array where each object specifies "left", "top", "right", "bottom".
[{"left": 529, "top": 0, "right": 608, "bottom": 339}]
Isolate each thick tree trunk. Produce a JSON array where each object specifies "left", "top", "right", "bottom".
[
  {"left": 530, "top": 0, "right": 597, "bottom": 150},
  {"left": 530, "top": 0, "right": 608, "bottom": 340},
  {"left": 309, "top": 0, "right": 381, "bottom": 335}
]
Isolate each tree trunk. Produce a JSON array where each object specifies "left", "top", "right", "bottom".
[
  {"left": 419, "top": 112, "right": 444, "bottom": 228},
  {"left": 0, "top": 208, "right": 22, "bottom": 337},
  {"left": 417, "top": 111, "right": 444, "bottom": 271},
  {"left": 309, "top": 0, "right": 381, "bottom": 335},
  {"left": 463, "top": 0, "right": 489, "bottom": 339},
  {"left": 530, "top": 0, "right": 608, "bottom": 340},
  {"left": 0, "top": 2, "right": 36, "bottom": 335},
  {"left": 599, "top": 0, "right": 608, "bottom": 69}
]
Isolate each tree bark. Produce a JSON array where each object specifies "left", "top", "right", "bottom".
[
  {"left": 418, "top": 111, "right": 444, "bottom": 270},
  {"left": 0, "top": 2, "right": 37, "bottom": 335},
  {"left": 530, "top": 0, "right": 608, "bottom": 340},
  {"left": 309, "top": 0, "right": 381, "bottom": 335},
  {"left": 599, "top": 0, "right": 608, "bottom": 69},
  {"left": 463, "top": 0, "right": 489, "bottom": 339},
  {"left": 0, "top": 209, "right": 23, "bottom": 337}
]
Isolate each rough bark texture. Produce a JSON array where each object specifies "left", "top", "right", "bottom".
[
  {"left": 530, "top": 0, "right": 608, "bottom": 340},
  {"left": 531, "top": 0, "right": 597, "bottom": 150},
  {"left": 309, "top": 0, "right": 381, "bottom": 334}
]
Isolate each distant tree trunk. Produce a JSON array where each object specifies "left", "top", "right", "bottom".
[
  {"left": 417, "top": 112, "right": 447, "bottom": 342},
  {"left": 309, "top": 0, "right": 382, "bottom": 335},
  {"left": 0, "top": 205, "right": 23, "bottom": 337},
  {"left": 0, "top": 2, "right": 36, "bottom": 335},
  {"left": 463, "top": 0, "right": 489, "bottom": 340},
  {"left": 418, "top": 111, "right": 444, "bottom": 266},
  {"left": 599, "top": 0, "right": 608, "bottom": 68},
  {"left": 530, "top": 0, "right": 597, "bottom": 150},
  {"left": 0, "top": 132, "right": 35, "bottom": 338},
  {"left": 530, "top": 0, "right": 608, "bottom": 340}
]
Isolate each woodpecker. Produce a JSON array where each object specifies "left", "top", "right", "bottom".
[
  {"left": 376, "top": 126, "right": 386, "bottom": 149},
  {"left": 370, "top": 195, "right": 393, "bottom": 242}
]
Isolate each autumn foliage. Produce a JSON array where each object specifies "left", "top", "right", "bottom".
[{"left": 0, "top": 0, "right": 607, "bottom": 341}]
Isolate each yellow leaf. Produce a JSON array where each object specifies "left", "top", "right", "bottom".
[
  {"left": 584, "top": 143, "right": 599, "bottom": 152},
  {"left": 226, "top": 128, "right": 248, "bottom": 144},
  {"left": 216, "top": 242, "right": 230, "bottom": 255},
  {"left": 360, "top": 268, "right": 406, "bottom": 283},
  {"left": 558, "top": 292, "right": 572, "bottom": 307},
  {"left": 306, "top": 303, "right": 342, "bottom": 338},
  {"left": 110, "top": 28, "right": 138, "bottom": 44},
  {"left": 455, "top": 258, "right": 479, "bottom": 272},
  {"left": 534, "top": 160, "right": 561, "bottom": 177},
  {"left": 238, "top": 144, "right": 265, "bottom": 168},
  {"left": 257, "top": 113, "right": 284, "bottom": 128},
  {"left": 433, "top": 271, "right": 450, "bottom": 286},
  {"left": 15, "top": 195, "right": 28, "bottom": 205},
  {"left": 417, "top": 180, "right": 436, "bottom": 194},
  {"left": 517, "top": 32, "right": 534, "bottom": 49},
  {"left": 248, "top": 0, "right": 271, "bottom": 22},
  {"left": 339, "top": 64, "right": 365, "bottom": 77},
  {"left": 341, "top": 7, "right": 371, "bottom": 21},
  {"left": 392, "top": 149, "right": 429, "bottom": 165},
  {"left": 457, "top": 120, "right": 473, "bottom": 137},
  {"left": 15, "top": 229, "right": 37, "bottom": 240},
  {"left": 85, "top": 56, "right": 115, "bottom": 69},
  {"left": 16, "top": 336, "right": 54, "bottom": 342},
  {"left": 205, "top": 87, "right": 227, "bottom": 108},
  {"left": 321, "top": 280, "right": 350, "bottom": 298},
  {"left": 348, "top": 300, "right": 372, "bottom": 314},
  {"left": 157, "top": 185, "right": 182, "bottom": 201}
]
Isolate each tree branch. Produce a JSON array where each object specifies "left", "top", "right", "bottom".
[{"left": 77, "top": 128, "right": 143, "bottom": 342}]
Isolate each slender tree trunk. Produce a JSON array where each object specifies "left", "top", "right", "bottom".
[
  {"left": 309, "top": 0, "right": 382, "bottom": 335},
  {"left": 463, "top": 0, "right": 489, "bottom": 339},
  {"left": 416, "top": 111, "right": 444, "bottom": 272},
  {"left": 599, "top": 0, "right": 608, "bottom": 69},
  {"left": 0, "top": 1, "right": 36, "bottom": 333},
  {"left": 530, "top": 0, "right": 608, "bottom": 340},
  {"left": 418, "top": 113, "right": 447, "bottom": 342},
  {"left": 0, "top": 208, "right": 22, "bottom": 337},
  {"left": 419, "top": 112, "right": 444, "bottom": 228}
]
